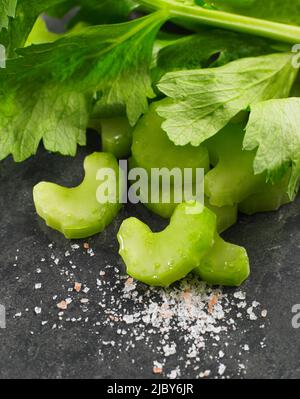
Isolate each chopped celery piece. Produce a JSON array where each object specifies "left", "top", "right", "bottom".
[
  {"left": 131, "top": 99, "right": 210, "bottom": 175},
  {"left": 129, "top": 157, "right": 237, "bottom": 232},
  {"left": 239, "top": 171, "right": 291, "bottom": 215},
  {"left": 101, "top": 117, "right": 133, "bottom": 159},
  {"left": 143, "top": 191, "right": 236, "bottom": 233},
  {"left": 195, "top": 235, "right": 250, "bottom": 287},
  {"left": 33, "top": 153, "right": 122, "bottom": 239},
  {"left": 204, "top": 123, "right": 266, "bottom": 207},
  {"left": 118, "top": 202, "right": 216, "bottom": 287},
  {"left": 206, "top": 200, "right": 238, "bottom": 234}
]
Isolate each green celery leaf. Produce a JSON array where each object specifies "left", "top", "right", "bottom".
[
  {"left": 0, "top": 0, "right": 66, "bottom": 57},
  {"left": 157, "top": 53, "right": 298, "bottom": 146},
  {"left": 0, "top": 0, "right": 17, "bottom": 30},
  {"left": 0, "top": 11, "right": 167, "bottom": 162},
  {"left": 153, "top": 28, "right": 277, "bottom": 83},
  {"left": 244, "top": 98, "right": 300, "bottom": 199},
  {"left": 208, "top": 0, "right": 300, "bottom": 26}
]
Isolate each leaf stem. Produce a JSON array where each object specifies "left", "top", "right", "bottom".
[{"left": 138, "top": 0, "right": 300, "bottom": 44}]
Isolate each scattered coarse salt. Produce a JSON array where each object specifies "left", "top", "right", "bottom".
[
  {"left": 18, "top": 241, "right": 269, "bottom": 379},
  {"left": 14, "top": 312, "right": 22, "bottom": 318},
  {"left": 34, "top": 307, "right": 41, "bottom": 315},
  {"left": 247, "top": 307, "right": 258, "bottom": 321}
]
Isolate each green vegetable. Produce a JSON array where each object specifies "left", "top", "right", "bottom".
[
  {"left": 129, "top": 154, "right": 237, "bottom": 232},
  {"left": 33, "top": 152, "right": 122, "bottom": 239},
  {"left": 244, "top": 98, "right": 300, "bottom": 199},
  {"left": 153, "top": 28, "right": 277, "bottom": 83},
  {"left": 204, "top": 121, "right": 293, "bottom": 209},
  {"left": 131, "top": 99, "right": 210, "bottom": 175},
  {"left": 157, "top": 53, "right": 298, "bottom": 147},
  {"left": 2, "top": 0, "right": 300, "bottom": 290},
  {"left": 204, "top": 123, "right": 266, "bottom": 207},
  {"left": 195, "top": 235, "right": 250, "bottom": 287},
  {"left": 118, "top": 201, "right": 216, "bottom": 287},
  {"left": 143, "top": 190, "right": 237, "bottom": 233},
  {"left": 137, "top": 0, "right": 300, "bottom": 43},
  {"left": 0, "top": 11, "right": 167, "bottom": 162},
  {"left": 99, "top": 117, "right": 133, "bottom": 159},
  {"left": 239, "top": 172, "right": 291, "bottom": 215},
  {"left": 207, "top": 0, "right": 300, "bottom": 26}
]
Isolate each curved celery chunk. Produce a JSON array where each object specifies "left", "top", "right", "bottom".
[
  {"left": 195, "top": 235, "right": 250, "bottom": 287},
  {"left": 33, "top": 153, "right": 122, "bottom": 239},
  {"left": 118, "top": 202, "right": 216, "bottom": 287},
  {"left": 143, "top": 191, "right": 236, "bottom": 233},
  {"left": 204, "top": 123, "right": 266, "bottom": 207},
  {"left": 239, "top": 171, "right": 291, "bottom": 215},
  {"left": 131, "top": 99, "right": 210, "bottom": 175},
  {"left": 129, "top": 157, "right": 236, "bottom": 232}
]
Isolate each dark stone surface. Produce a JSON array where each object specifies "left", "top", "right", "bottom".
[{"left": 0, "top": 132, "right": 300, "bottom": 379}]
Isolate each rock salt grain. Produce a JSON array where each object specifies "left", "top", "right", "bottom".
[{"left": 218, "top": 363, "right": 226, "bottom": 376}]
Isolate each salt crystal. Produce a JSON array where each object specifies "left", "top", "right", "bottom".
[
  {"left": 261, "top": 309, "right": 268, "bottom": 318},
  {"left": 218, "top": 363, "right": 226, "bottom": 376},
  {"left": 34, "top": 307, "right": 41, "bottom": 315}
]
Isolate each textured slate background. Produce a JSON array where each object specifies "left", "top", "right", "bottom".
[{"left": 0, "top": 130, "right": 300, "bottom": 379}]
